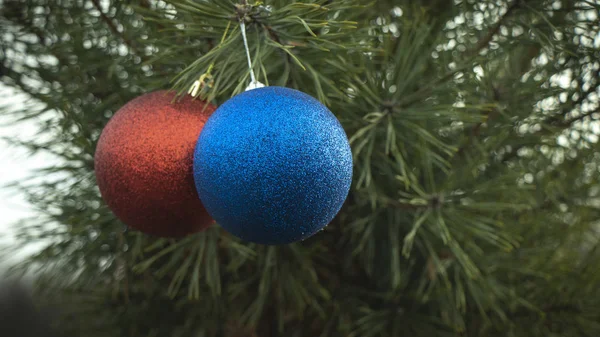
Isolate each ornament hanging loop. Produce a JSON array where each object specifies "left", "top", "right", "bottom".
[
  {"left": 188, "top": 64, "right": 215, "bottom": 97},
  {"left": 239, "top": 18, "right": 265, "bottom": 91}
]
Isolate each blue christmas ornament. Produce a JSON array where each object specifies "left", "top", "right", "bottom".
[{"left": 193, "top": 86, "right": 352, "bottom": 245}]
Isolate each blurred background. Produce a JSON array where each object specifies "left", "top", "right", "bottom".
[{"left": 0, "top": 83, "right": 56, "bottom": 273}]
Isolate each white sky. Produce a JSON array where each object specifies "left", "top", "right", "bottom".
[{"left": 0, "top": 83, "right": 59, "bottom": 271}]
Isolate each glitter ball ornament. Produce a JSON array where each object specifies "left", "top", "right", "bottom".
[
  {"left": 95, "top": 90, "right": 216, "bottom": 237},
  {"left": 193, "top": 86, "right": 352, "bottom": 245}
]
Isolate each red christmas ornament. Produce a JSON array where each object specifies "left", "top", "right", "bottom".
[{"left": 95, "top": 90, "right": 217, "bottom": 237}]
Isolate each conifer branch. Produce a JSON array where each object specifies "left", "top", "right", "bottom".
[
  {"left": 559, "top": 107, "right": 599, "bottom": 127},
  {"left": 501, "top": 82, "right": 599, "bottom": 163},
  {"left": 392, "top": 201, "right": 428, "bottom": 210},
  {"left": 398, "top": 1, "right": 521, "bottom": 111},
  {"left": 469, "top": 0, "right": 521, "bottom": 56},
  {"left": 262, "top": 24, "right": 296, "bottom": 87},
  {"left": 454, "top": 87, "right": 502, "bottom": 158},
  {"left": 453, "top": 1, "right": 533, "bottom": 160},
  {"left": 546, "top": 83, "right": 600, "bottom": 127},
  {"left": 117, "top": 231, "right": 130, "bottom": 303},
  {"left": 90, "top": 0, "right": 140, "bottom": 56}
]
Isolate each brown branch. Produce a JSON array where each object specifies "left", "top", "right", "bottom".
[
  {"left": 501, "top": 103, "right": 599, "bottom": 164},
  {"left": 490, "top": 70, "right": 599, "bottom": 164},
  {"left": 263, "top": 24, "right": 282, "bottom": 44},
  {"left": 545, "top": 83, "right": 600, "bottom": 126},
  {"left": 452, "top": 2, "right": 537, "bottom": 160},
  {"left": 559, "top": 107, "right": 600, "bottom": 127},
  {"left": 399, "top": 2, "right": 522, "bottom": 110},
  {"left": 468, "top": 0, "right": 522, "bottom": 57},
  {"left": 90, "top": 0, "right": 141, "bottom": 56},
  {"left": 454, "top": 87, "right": 503, "bottom": 158},
  {"left": 139, "top": 0, "right": 151, "bottom": 8},
  {"left": 397, "top": 68, "right": 467, "bottom": 109},
  {"left": 262, "top": 24, "right": 297, "bottom": 87}
]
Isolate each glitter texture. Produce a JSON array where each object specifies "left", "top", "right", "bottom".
[
  {"left": 193, "top": 86, "right": 353, "bottom": 245},
  {"left": 95, "top": 90, "right": 216, "bottom": 237}
]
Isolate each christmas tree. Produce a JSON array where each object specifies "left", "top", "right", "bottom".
[{"left": 2, "top": 0, "right": 600, "bottom": 336}]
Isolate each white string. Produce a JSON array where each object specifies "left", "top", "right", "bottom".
[
  {"left": 240, "top": 20, "right": 264, "bottom": 91},
  {"left": 240, "top": 21, "right": 256, "bottom": 84}
]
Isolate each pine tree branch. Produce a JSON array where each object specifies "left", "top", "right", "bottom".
[
  {"left": 500, "top": 109, "right": 599, "bottom": 164},
  {"left": 90, "top": 0, "right": 141, "bottom": 56},
  {"left": 558, "top": 107, "right": 599, "bottom": 127},
  {"left": 138, "top": 0, "right": 165, "bottom": 30},
  {"left": 454, "top": 87, "right": 503, "bottom": 158},
  {"left": 396, "top": 68, "right": 466, "bottom": 109},
  {"left": 500, "top": 83, "right": 599, "bottom": 163},
  {"left": 391, "top": 201, "right": 430, "bottom": 210},
  {"left": 546, "top": 83, "right": 599, "bottom": 127},
  {"left": 262, "top": 24, "right": 284, "bottom": 50},
  {"left": 383, "top": 195, "right": 442, "bottom": 210},
  {"left": 261, "top": 23, "right": 296, "bottom": 87},
  {"left": 468, "top": 0, "right": 521, "bottom": 57},
  {"left": 117, "top": 231, "right": 130, "bottom": 303},
  {"left": 398, "top": 1, "right": 521, "bottom": 110},
  {"left": 451, "top": 1, "right": 524, "bottom": 158}
]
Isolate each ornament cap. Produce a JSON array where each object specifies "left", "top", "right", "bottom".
[{"left": 245, "top": 81, "right": 266, "bottom": 91}]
